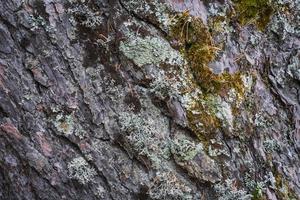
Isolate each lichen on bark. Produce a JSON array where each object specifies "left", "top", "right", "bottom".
[{"left": 0, "top": 0, "right": 299, "bottom": 199}]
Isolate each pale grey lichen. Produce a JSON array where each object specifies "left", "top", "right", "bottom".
[
  {"left": 121, "top": 0, "right": 171, "bottom": 30},
  {"left": 254, "top": 112, "right": 272, "bottom": 128},
  {"left": 270, "top": 12, "right": 299, "bottom": 39},
  {"left": 149, "top": 71, "right": 180, "bottom": 100},
  {"left": 68, "top": 157, "right": 97, "bottom": 184},
  {"left": 208, "top": 2, "right": 229, "bottom": 17},
  {"left": 119, "top": 35, "right": 183, "bottom": 67},
  {"left": 148, "top": 171, "right": 193, "bottom": 200},
  {"left": 208, "top": 144, "right": 230, "bottom": 157},
  {"left": 215, "top": 100, "right": 234, "bottom": 130},
  {"left": 54, "top": 114, "right": 75, "bottom": 135},
  {"left": 171, "top": 138, "right": 203, "bottom": 162},
  {"left": 202, "top": 95, "right": 234, "bottom": 131},
  {"left": 214, "top": 179, "right": 252, "bottom": 200},
  {"left": 153, "top": 3, "right": 170, "bottom": 29},
  {"left": 244, "top": 173, "right": 268, "bottom": 198},
  {"left": 241, "top": 75, "right": 254, "bottom": 93},
  {"left": 95, "top": 185, "right": 106, "bottom": 198},
  {"left": 266, "top": 172, "right": 277, "bottom": 189},
  {"left": 53, "top": 112, "right": 87, "bottom": 139},
  {"left": 287, "top": 55, "right": 300, "bottom": 81},
  {"left": 118, "top": 111, "right": 170, "bottom": 168},
  {"left": 28, "top": 15, "right": 46, "bottom": 31},
  {"left": 73, "top": 124, "right": 87, "bottom": 139},
  {"left": 28, "top": 15, "right": 56, "bottom": 33},
  {"left": 68, "top": 3, "right": 103, "bottom": 28},
  {"left": 263, "top": 139, "right": 281, "bottom": 153}
]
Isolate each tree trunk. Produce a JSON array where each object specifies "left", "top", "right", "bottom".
[{"left": 0, "top": 0, "right": 299, "bottom": 199}]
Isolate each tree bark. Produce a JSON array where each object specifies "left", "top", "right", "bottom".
[{"left": 0, "top": 0, "right": 299, "bottom": 199}]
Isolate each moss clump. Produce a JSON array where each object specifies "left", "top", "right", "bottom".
[
  {"left": 251, "top": 186, "right": 266, "bottom": 200},
  {"left": 169, "top": 12, "right": 245, "bottom": 139},
  {"left": 274, "top": 172, "right": 298, "bottom": 200},
  {"left": 169, "top": 12, "right": 245, "bottom": 97},
  {"left": 186, "top": 94, "right": 236, "bottom": 142},
  {"left": 186, "top": 98, "right": 221, "bottom": 141},
  {"left": 232, "top": 0, "right": 274, "bottom": 30}
]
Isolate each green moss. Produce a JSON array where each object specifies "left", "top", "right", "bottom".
[
  {"left": 273, "top": 172, "right": 298, "bottom": 200},
  {"left": 169, "top": 12, "right": 245, "bottom": 97},
  {"left": 186, "top": 97, "right": 221, "bottom": 141},
  {"left": 251, "top": 187, "right": 266, "bottom": 200},
  {"left": 232, "top": 0, "right": 274, "bottom": 30},
  {"left": 169, "top": 12, "right": 245, "bottom": 139},
  {"left": 169, "top": 11, "right": 216, "bottom": 84}
]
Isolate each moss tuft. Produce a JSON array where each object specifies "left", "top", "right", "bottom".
[
  {"left": 169, "top": 12, "right": 245, "bottom": 97},
  {"left": 273, "top": 172, "right": 298, "bottom": 200},
  {"left": 186, "top": 98, "right": 221, "bottom": 140},
  {"left": 232, "top": 0, "right": 274, "bottom": 30},
  {"left": 169, "top": 12, "right": 246, "bottom": 139}
]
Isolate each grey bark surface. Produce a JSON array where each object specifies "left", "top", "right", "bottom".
[{"left": 0, "top": 0, "right": 299, "bottom": 200}]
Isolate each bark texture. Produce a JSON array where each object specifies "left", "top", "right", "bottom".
[{"left": 0, "top": 0, "right": 299, "bottom": 199}]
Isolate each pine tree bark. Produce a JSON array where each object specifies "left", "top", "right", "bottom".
[{"left": 0, "top": 0, "right": 299, "bottom": 199}]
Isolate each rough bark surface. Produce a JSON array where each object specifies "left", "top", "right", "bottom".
[{"left": 0, "top": 0, "right": 299, "bottom": 199}]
